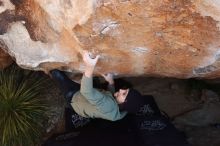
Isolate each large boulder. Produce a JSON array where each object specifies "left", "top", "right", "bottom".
[
  {"left": 174, "top": 89, "right": 220, "bottom": 126},
  {"left": 0, "top": 0, "right": 220, "bottom": 78},
  {"left": 0, "top": 47, "right": 13, "bottom": 69}
]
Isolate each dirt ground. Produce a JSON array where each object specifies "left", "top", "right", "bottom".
[{"left": 44, "top": 74, "right": 220, "bottom": 146}]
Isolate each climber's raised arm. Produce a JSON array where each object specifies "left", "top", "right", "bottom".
[{"left": 82, "top": 50, "right": 100, "bottom": 78}]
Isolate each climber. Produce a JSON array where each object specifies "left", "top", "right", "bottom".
[
  {"left": 46, "top": 50, "right": 190, "bottom": 146},
  {"left": 50, "top": 50, "right": 144, "bottom": 121}
]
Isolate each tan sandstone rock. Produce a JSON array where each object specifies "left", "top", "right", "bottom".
[
  {"left": 0, "top": 47, "right": 13, "bottom": 69},
  {"left": 0, "top": 0, "right": 220, "bottom": 78}
]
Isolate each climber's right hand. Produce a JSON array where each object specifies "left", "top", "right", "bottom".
[{"left": 82, "top": 50, "right": 100, "bottom": 68}]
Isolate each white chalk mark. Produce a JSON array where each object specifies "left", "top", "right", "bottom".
[
  {"left": 93, "top": 19, "right": 120, "bottom": 36},
  {"left": 132, "top": 47, "right": 149, "bottom": 54}
]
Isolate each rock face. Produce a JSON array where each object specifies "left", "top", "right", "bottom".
[
  {"left": 0, "top": 47, "right": 13, "bottom": 69},
  {"left": 0, "top": 0, "right": 220, "bottom": 78}
]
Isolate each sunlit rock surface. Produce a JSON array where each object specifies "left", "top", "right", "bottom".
[{"left": 0, "top": 0, "right": 220, "bottom": 78}]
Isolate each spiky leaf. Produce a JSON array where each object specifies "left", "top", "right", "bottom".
[{"left": 0, "top": 65, "right": 48, "bottom": 146}]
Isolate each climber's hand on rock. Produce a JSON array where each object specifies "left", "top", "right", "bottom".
[
  {"left": 82, "top": 50, "right": 100, "bottom": 68},
  {"left": 102, "top": 73, "right": 114, "bottom": 85},
  {"left": 82, "top": 50, "right": 100, "bottom": 78}
]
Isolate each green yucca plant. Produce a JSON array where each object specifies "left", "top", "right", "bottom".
[{"left": 0, "top": 65, "right": 48, "bottom": 146}]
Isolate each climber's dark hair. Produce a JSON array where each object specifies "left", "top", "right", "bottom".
[
  {"left": 93, "top": 77, "right": 133, "bottom": 91},
  {"left": 114, "top": 78, "right": 133, "bottom": 91}
]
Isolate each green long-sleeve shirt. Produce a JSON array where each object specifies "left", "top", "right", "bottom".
[{"left": 71, "top": 75, "right": 127, "bottom": 121}]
